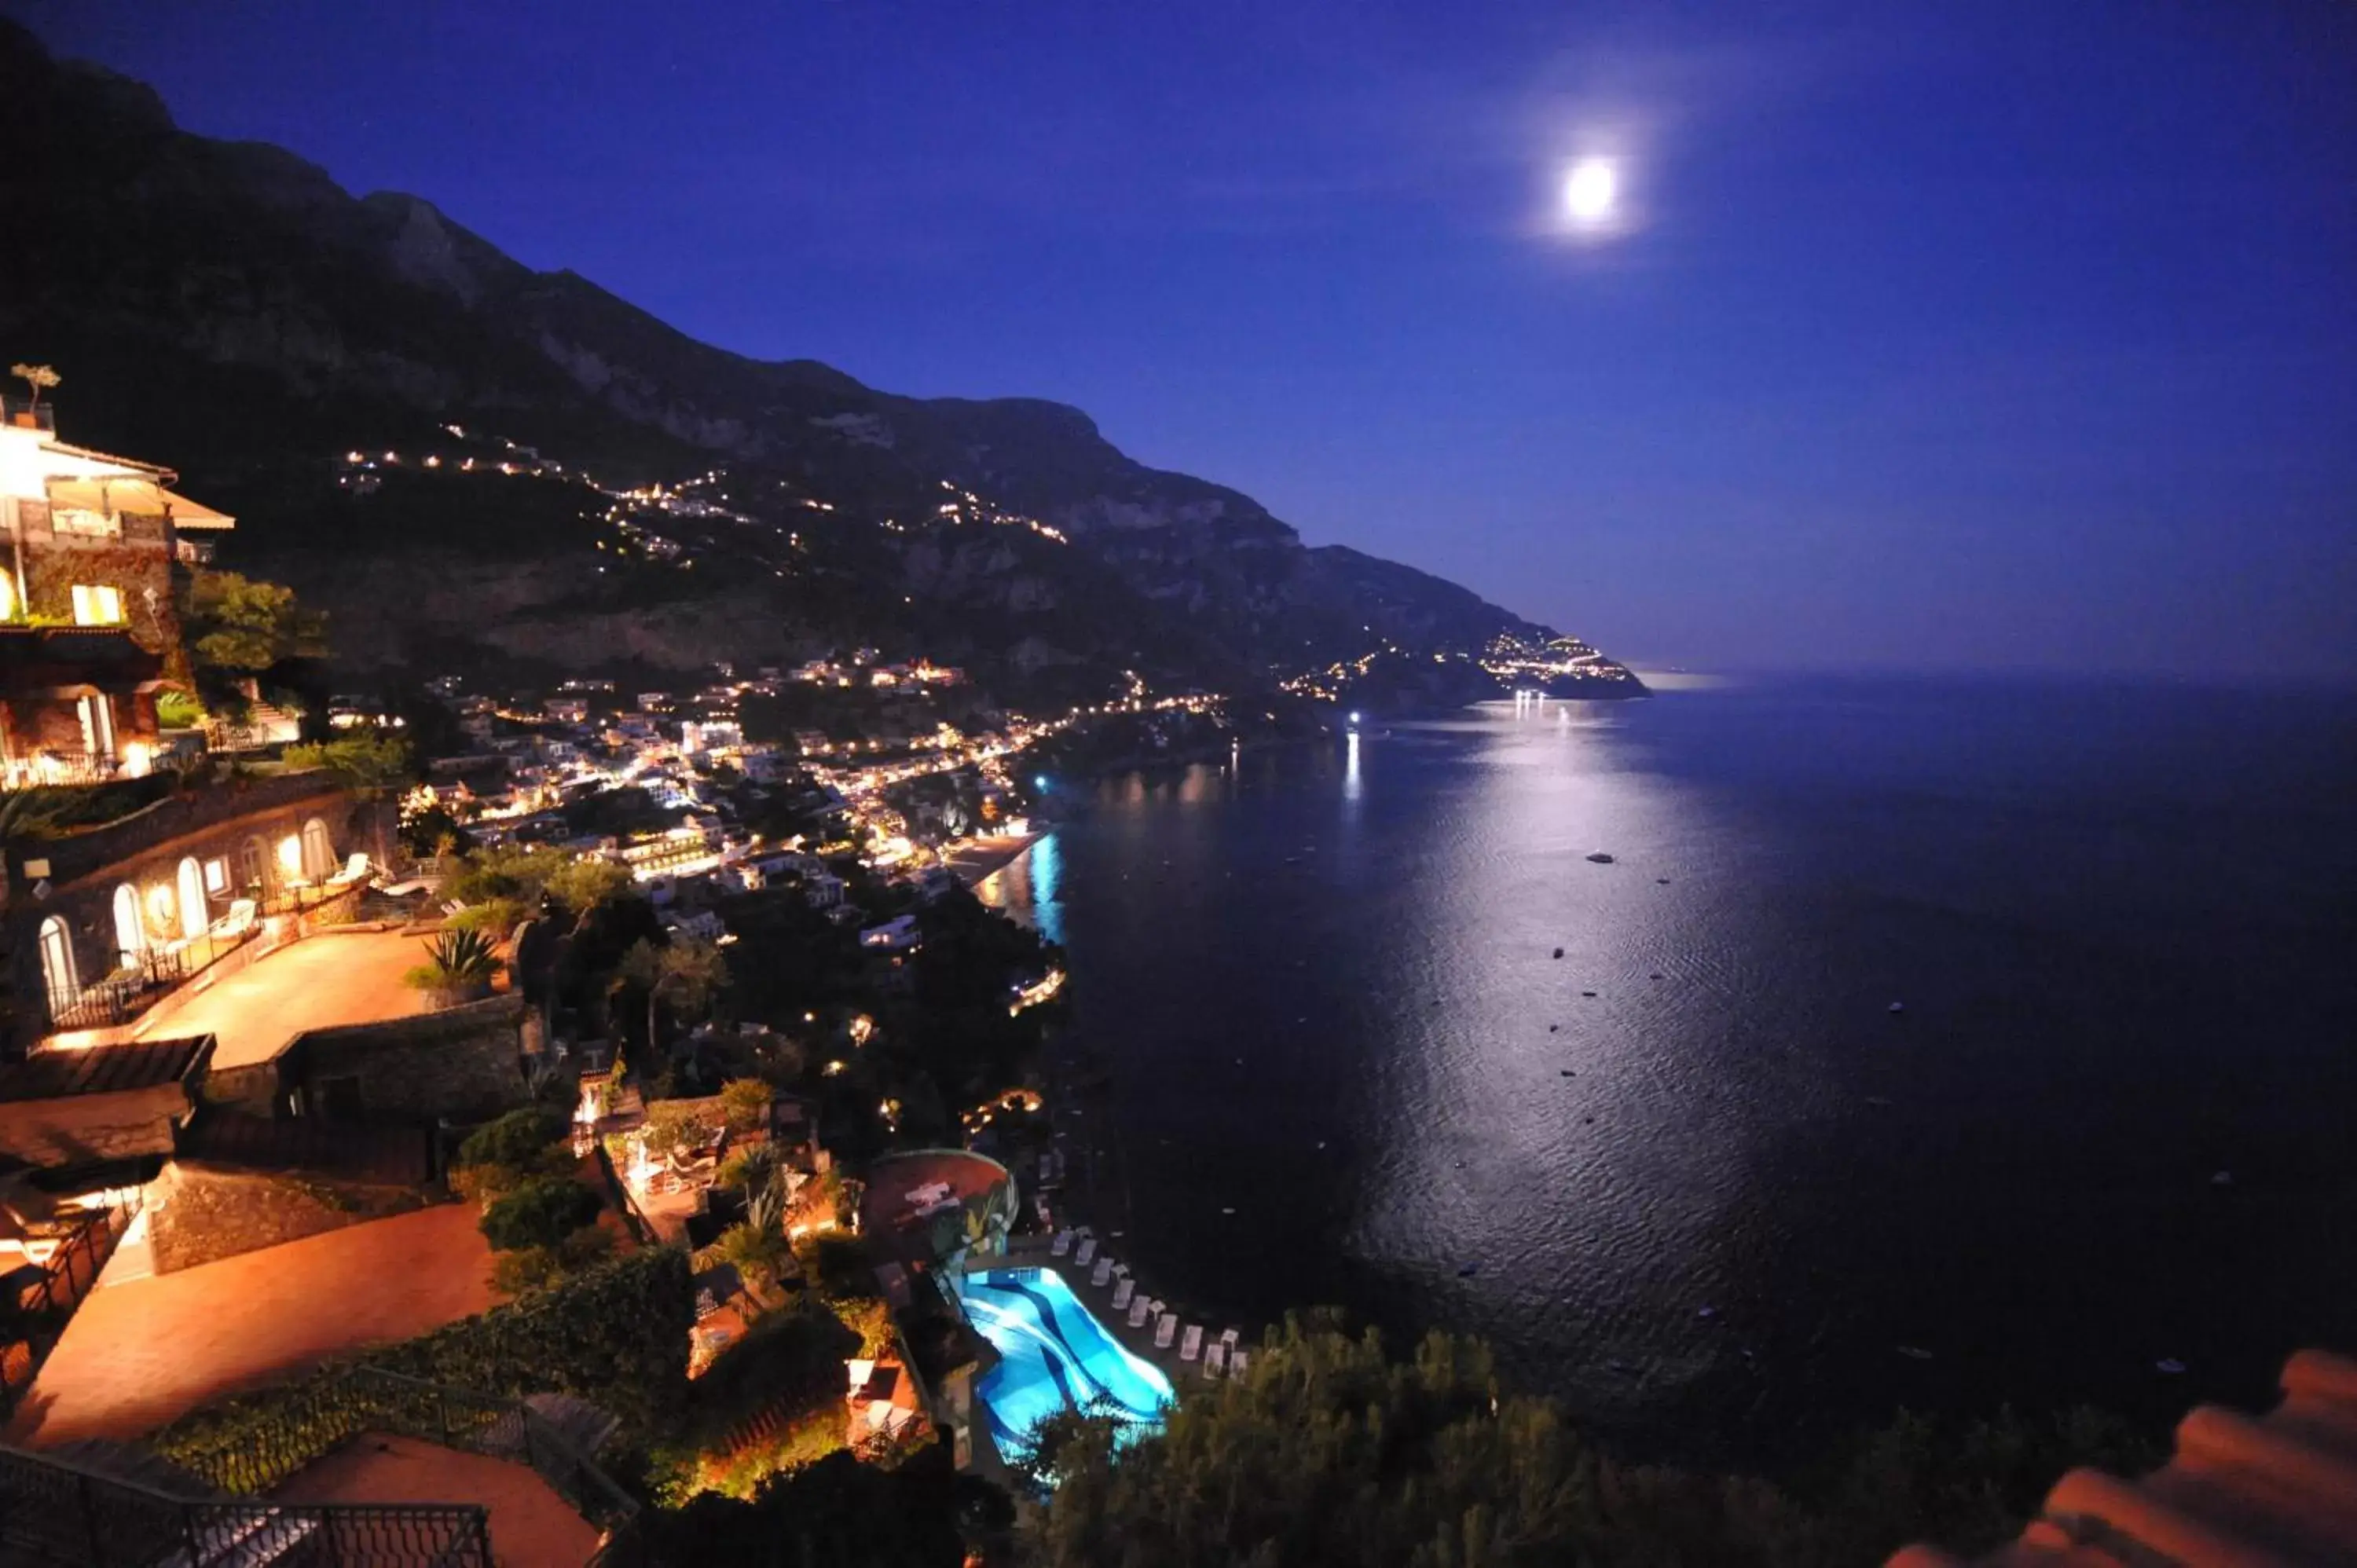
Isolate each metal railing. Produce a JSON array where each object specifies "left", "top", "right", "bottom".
[
  {"left": 0, "top": 749, "right": 123, "bottom": 791},
  {"left": 1, "top": 1189, "right": 145, "bottom": 1421},
  {"left": 0, "top": 1443, "right": 493, "bottom": 1568},
  {"left": 44, "top": 923, "right": 258, "bottom": 1032}
]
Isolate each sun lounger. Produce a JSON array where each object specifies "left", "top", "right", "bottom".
[
  {"left": 1127, "top": 1295, "right": 1152, "bottom": 1328},
  {"left": 1220, "top": 1327, "right": 1241, "bottom": 1350},
  {"left": 1050, "top": 1229, "right": 1072, "bottom": 1257},
  {"left": 1074, "top": 1236, "right": 1096, "bottom": 1266},
  {"left": 1154, "top": 1313, "right": 1177, "bottom": 1350},
  {"left": 1179, "top": 1324, "right": 1203, "bottom": 1362},
  {"left": 1204, "top": 1342, "right": 1226, "bottom": 1379},
  {"left": 1230, "top": 1349, "right": 1248, "bottom": 1377},
  {"left": 207, "top": 898, "right": 258, "bottom": 942},
  {"left": 324, "top": 852, "right": 372, "bottom": 889},
  {"left": 1111, "top": 1279, "right": 1135, "bottom": 1311},
  {"left": 1090, "top": 1255, "right": 1113, "bottom": 1288}
]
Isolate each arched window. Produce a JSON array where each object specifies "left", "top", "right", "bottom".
[
  {"left": 241, "top": 836, "right": 269, "bottom": 894},
  {"left": 112, "top": 883, "right": 145, "bottom": 969},
  {"left": 178, "top": 855, "right": 207, "bottom": 940},
  {"left": 38, "top": 916, "right": 76, "bottom": 1012},
  {"left": 302, "top": 818, "right": 334, "bottom": 881}
]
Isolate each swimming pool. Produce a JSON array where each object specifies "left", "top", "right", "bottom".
[{"left": 957, "top": 1266, "right": 1174, "bottom": 1456}]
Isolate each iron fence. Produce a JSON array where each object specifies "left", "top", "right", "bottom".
[
  {"left": 0, "top": 1443, "right": 493, "bottom": 1568},
  {"left": 0, "top": 1188, "right": 142, "bottom": 1420}
]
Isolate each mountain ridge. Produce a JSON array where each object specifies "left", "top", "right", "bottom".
[{"left": 0, "top": 20, "right": 1641, "bottom": 707}]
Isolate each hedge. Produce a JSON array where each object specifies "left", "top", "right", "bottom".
[{"left": 154, "top": 1246, "right": 696, "bottom": 1479}]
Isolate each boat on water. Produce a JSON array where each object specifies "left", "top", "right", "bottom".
[{"left": 1585, "top": 852, "right": 1615, "bottom": 864}]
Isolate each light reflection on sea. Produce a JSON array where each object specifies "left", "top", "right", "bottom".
[{"left": 976, "top": 682, "right": 2357, "bottom": 1464}]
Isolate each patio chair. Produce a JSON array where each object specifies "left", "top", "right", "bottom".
[
  {"left": 1127, "top": 1295, "right": 1153, "bottom": 1329},
  {"left": 1230, "top": 1350, "right": 1249, "bottom": 1378},
  {"left": 1220, "top": 1327, "right": 1241, "bottom": 1350},
  {"left": 207, "top": 899, "right": 258, "bottom": 942},
  {"left": 325, "top": 852, "right": 372, "bottom": 890},
  {"left": 1204, "top": 1342, "right": 1226, "bottom": 1380},
  {"left": 1090, "top": 1255, "right": 1113, "bottom": 1288},
  {"left": 1179, "top": 1324, "right": 1203, "bottom": 1362},
  {"left": 1050, "top": 1229, "right": 1073, "bottom": 1257},
  {"left": 1154, "top": 1313, "right": 1177, "bottom": 1350},
  {"left": 1110, "top": 1279, "right": 1135, "bottom": 1312},
  {"left": 1074, "top": 1236, "right": 1097, "bottom": 1267}
]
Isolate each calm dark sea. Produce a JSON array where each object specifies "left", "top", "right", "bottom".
[{"left": 978, "top": 676, "right": 2357, "bottom": 1466}]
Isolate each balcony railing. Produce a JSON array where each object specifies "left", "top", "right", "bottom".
[
  {"left": 1, "top": 396, "right": 57, "bottom": 433},
  {"left": 0, "top": 749, "right": 126, "bottom": 792},
  {"left": 1, "top": 1189, "right": 143, "bottom": 1421},
  {"left": 45, "top": 923, "right": 255, "bottom": 1033},
  {"left": 0, "top": 1443, "right": 493, "bottom": 1568}
]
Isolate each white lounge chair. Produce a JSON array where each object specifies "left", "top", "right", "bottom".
[
  {"left": 1110, "top": 1279, "right": 1135, "bottom": 1311},
  {"left": 1127, "top": 1296, "right": 1152, "bottom": 1328},
  {"left": 1050, "top": 1229, "right": 1072, "bottom": 1258},
  {"left": 1090, "top": 1256, "right": 1113, "bottom": 1288},
  {"left": 1074, "top": 1236, "right": 1097, "bottom": 1267},
  {"left": 1179, "top": 1324, "right": 1203, "bottom": 1362},
  {"left": 1230, "top": 1349, "right": 1248, "bottom": 1378},
  {"left": 324, "top": 852, "right": 372, "bottom": 889},
  {"left": 1154, "top": 1313, "right": 1177, "bottom": 1350},
  {"left": 207, "top": 898, "right": 258, "bottom": 942},
  {"left": 1204, "top": 1342, "right": 1226, "bottom": 1379},
  {"left": 1220, "top": 1327, "right": 1241, "bottom": 1350}
]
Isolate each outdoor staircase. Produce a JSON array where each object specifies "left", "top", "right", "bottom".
[
  {"left": 41, "top": 1436, "right": 221, "bottom": 1500},
  {"left": 521, "top": 1393, "right": 621, "bottom": 1460}
]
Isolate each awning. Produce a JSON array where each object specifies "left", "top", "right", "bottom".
[{"left": 42, "top": 477, "right": 235, "bottom": 528}]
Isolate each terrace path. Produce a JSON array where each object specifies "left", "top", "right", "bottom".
[
  {"left": 134, "top": 929, "right": 438, "bottom": 1069},
  {"left": 6, "top": 1204, "right": 497, "bottom": 1446},
  {"left": 275, "top": 1433, "right": 599, "bottom": 1568}
]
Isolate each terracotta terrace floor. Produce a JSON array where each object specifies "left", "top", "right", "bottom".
[
  {"left": 7, "top": 1204, "right": 496, "bottom": 1446},
  {"left": 133, "top": 929, "right": 440, "bottom": 1069}
]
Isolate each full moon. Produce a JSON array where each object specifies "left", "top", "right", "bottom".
[{"left": 1563, "top": 158, "right": 1617, "bottom": 223}]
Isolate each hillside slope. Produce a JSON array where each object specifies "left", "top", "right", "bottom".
[{"left": 0, "top": 21, "right": 1640, "bottom": 705}]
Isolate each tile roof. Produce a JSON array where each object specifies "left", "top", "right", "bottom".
[
  {"left": 1891, "top": 1349, "right": 2357, "bottom": 1568},
  {"left": 0, "top": 1035, "right": 211, "bottom": 1101}
]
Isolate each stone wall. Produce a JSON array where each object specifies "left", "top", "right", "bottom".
[
  {"left": 0, "top": 1080, "right": 187, "bottom": 1166},
  {"left": 143, "top": 1159, "right": 426, "bottom": 1275},
  {"left": 288, "top": 995, "right": 531, "bottom": 1125},
  {"left": 5, "top": 777, "right": 390, "bottom": 1053}
]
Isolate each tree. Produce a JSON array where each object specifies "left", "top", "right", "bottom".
[
  {"left": 617, "top": 934, "right": 730, "bottom": 1054},
  {"left": 184, "top": 571, "right": 328, "bottom": 672},
  {"left": 283, "top": 730, "right": 412, "bottom": 792},
  {"left": 9, "top": 363, "right": 58, "bottom": 411}
]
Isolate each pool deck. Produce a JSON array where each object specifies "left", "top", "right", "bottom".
[{"left": 981, "top": 1233, "right": 1238, "bottom": 1410}]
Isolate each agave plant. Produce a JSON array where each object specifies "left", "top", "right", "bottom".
[{"left": 404, "top": 925, "right": 503, "bottom": 996}]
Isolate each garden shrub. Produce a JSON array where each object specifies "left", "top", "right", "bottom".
[{"left": 480, "top": 1176, "right": 602, "bottom": 1252}]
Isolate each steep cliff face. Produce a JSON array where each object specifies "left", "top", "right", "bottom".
[{"left": 0, "top": 21, "right": 1637, "bottom": 701}]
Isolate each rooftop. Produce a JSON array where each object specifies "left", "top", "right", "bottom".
[
  {"left": 1892, "top": 1348, "right": 2357, "bottom": 1568},
  {"left": 0, "top": 1036, "right": 208, "bottom": 1102}
]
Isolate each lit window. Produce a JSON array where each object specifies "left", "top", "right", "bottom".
[
  {"left": 0, "top": 566, "right": 13, "bottom": 621},
  {"left": 203, "top": 859, "right": 230, "bottom": 895},
  {"left": 71, "top": 584, "right": 124, "bottom": 625},
  {"left": 277, "top": 836, "right": 305, "bottom": 877}
]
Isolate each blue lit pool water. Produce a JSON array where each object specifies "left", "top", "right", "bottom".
[{"left": 957, "top": 1266, "right": 1175, "bottom": 1455}]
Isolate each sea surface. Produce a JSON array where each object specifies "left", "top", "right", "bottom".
[{"left": 977, "top": 676, "right": 2357, "bottom": 1466}]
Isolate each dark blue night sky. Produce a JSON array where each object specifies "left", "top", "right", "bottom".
[{"left": 18, "top": 0, "right": 2355, "bottom": 677}]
